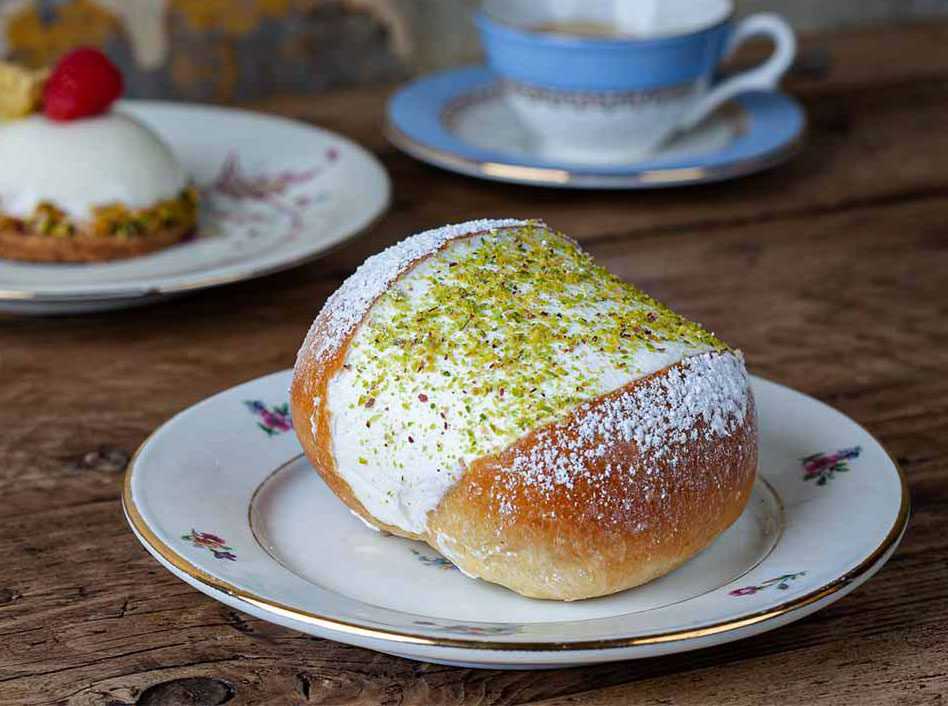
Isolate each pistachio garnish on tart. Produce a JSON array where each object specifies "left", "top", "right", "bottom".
[{"left": 0, "top": 48, "right": 199, "bottom": 263}]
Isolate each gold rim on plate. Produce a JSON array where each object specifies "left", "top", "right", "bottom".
[
  {"left": 242, "top": 457, "right": 788, "bottom": 624},
  {"left": 123, "top": 411, "right": 909, "bottom": 653},
  {"left": 384, "top": 120, "right": 807, "bottom": 189},
  {"left": 0, "top": 208, "right": 387, "bottom": 303}
]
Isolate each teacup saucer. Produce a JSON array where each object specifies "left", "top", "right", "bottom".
[{"left": 387, "top": 66, "right": 806, "bottom": 189}]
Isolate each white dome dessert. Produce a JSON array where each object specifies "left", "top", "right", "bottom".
[
  {"left": 0, "top": 110, "right": 197, "bottom": 263},
  {"left": 0, "top": 111, "right": 187, "bottom": 221},
  {"left": 0, "top": 53, "right": 197, "bottom": 263}
]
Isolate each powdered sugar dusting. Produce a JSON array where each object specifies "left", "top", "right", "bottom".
[
  {"left": 297, "top": 218, "right": 531, "bottom": 367},
  {"left": 297, "top": 220, "right": 752, "bottom": 541},
  {"left": 506, "top": 351, "right": 750, "bottom": 500}
]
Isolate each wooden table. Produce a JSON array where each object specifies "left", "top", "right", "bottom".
[{"left": 2, "top": 22, "right": 947, "bottom": 705}]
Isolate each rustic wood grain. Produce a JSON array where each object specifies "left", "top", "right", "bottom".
[{"left": 1, "top": 22, "right": 948, "bottom": 705}]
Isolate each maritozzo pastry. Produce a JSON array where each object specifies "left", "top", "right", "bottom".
[
  {"left": 0, "top": 49, "right": 197, "bottom": 263},
  {"left": 292, "top": 219, "right": 757, "bottom": 600}
]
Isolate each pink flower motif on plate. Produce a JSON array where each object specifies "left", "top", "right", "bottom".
[
  {"left": 245, "top": 400, "right": 292, "bottom": 436},
  {"left": 182, "top": 529, "right": 237, "bottom": 561},
  {"left": 802, "top": 446, "right": 861, "bottom": 485},
  {"left": 730, "top": 572, "right": 806, "bottom": 596}
]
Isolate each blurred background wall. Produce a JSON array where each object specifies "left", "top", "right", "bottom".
[{"left": 1, "top": 0, "right": 946, "bottom": 102}]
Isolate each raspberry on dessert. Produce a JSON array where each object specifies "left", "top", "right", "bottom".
[{"left": 43, "top": 47, "right": 123, "bottom": 122}]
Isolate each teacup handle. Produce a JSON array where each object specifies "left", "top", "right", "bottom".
[{"left": 677, "top": 13, "right": 797, "bottom": 132}]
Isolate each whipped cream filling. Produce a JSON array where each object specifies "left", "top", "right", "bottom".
[
  {"left": 325, "top": 228, "right": 725, "bottom": 535},
  {"left": 0, "top": 111, "right": 187, "bottom": 220}
]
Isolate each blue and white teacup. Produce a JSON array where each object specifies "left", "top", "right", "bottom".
[{"left": 475, "top": 0, "right": 797, "bottom": 164}]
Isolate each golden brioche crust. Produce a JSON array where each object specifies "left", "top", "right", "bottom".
[
  {"left": 428, "top": 369, "right": 757, "bottom": 600},
  {"left": 0, "top": 222, "right": 193, "bottom": 263}
]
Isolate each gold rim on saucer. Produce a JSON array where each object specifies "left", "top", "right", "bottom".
[{"left": 384, "top": 119, "right": 806, "bottom": 190}]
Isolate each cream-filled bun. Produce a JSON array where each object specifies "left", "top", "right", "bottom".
[{"left": 292, "top": 219, "right": 757, "bottom": 600}]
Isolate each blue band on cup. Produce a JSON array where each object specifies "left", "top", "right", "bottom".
[{"left": 474, "top": 10, "right": 732, "bottom": 92}]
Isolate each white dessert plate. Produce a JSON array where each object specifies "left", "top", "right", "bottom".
[
  {"left": 124, "top": 369, "right": 908, "bottom": 669},
  {"left": 0, "top": 101, "right": 390, "bottom": 315}
]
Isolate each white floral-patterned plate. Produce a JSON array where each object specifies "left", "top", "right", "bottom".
[
  {"left": 124, "top": 370, "right": 908, "bottom": 669},
  {"left": 0, "top": 101, "right": 390, "bottom": 315}
]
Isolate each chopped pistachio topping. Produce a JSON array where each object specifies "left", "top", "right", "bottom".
[
  {"left": 0, "top": 187, "right": 198, "bottom": 239},
  {"left": 342, "top": 224, "right": 727, "bottom": 463}
]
